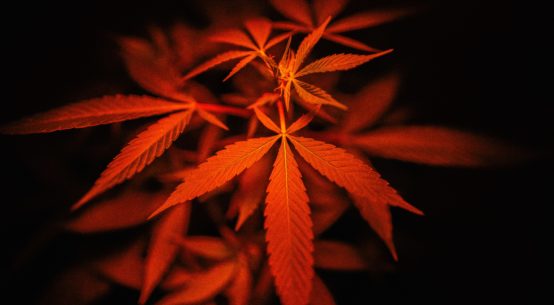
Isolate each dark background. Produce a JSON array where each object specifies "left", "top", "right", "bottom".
[{"left": 2, "top": 0, "right": 552, "bottom": 304}]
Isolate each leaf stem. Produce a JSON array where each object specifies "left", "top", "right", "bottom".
[
  {"left": 196, "top": 103, "right": 251, "bottom": 118},
  {"left": 277, "top": 101, "right": 287, "bottom": 133}
]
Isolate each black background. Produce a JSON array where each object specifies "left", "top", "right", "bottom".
[{"left": 2, "top": 0, "right": 552, "bottom": 304}]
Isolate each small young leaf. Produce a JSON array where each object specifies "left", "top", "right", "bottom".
[
  {"left": 294, "top": 17, "right": 331, "bottom": 72},
  {"left": 293, "top": 80, "right": 347, "bottom": 110}
]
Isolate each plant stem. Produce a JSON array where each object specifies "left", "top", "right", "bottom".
[{"left": 196, "top": 103, "right": 251, "bottom": 118}]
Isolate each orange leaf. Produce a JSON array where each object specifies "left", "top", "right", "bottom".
[
  {"left": 197, "top": 124, "right": 224, "bottom": 163},
  {"left": 119, "top": 36, "right": 188, "bottom": 102},
  {"left": 223, "top": 53, "right": 258, "bottom": 81},
  {"left": 253, "top": 107, "right": 281, "bottom": 133},
  {"left": 94, "top": 239, "right": 145, "bottom": 290},
  {"left": 350, "top": 194, "right": 398, "bottom": 260},
  {"left": 297, "top": 50, "right": 393, "bottom": 77},
  {"left": 1, "top": 95, "right": 189, "bottom": 135},
  {"left": 327, "top": 7, "right": 418, "bottom": 33},
  {"left": 182, "top": 50, "right": 252, "bottom": 81},
  {"left": 313, "top": 0, "right": 348, "bottom": 25},
  {"left": 66, "top": 190, "right": 168, "bottom": 233},
  {"left": 196, "top": 108, "right": 229, "bottom": 130},
  {"left": 353, "top": 126, "right": 520, "bottom": 167},
  {"left": 265, "top": 138, "right": 314, "bottom": 305},
  {"left": 225, "top": 255, "right": 253, "bottom": 305},
  {"left": 314, "top": 240, "right": 368, "bottom": 270},
  {"left": 301, "top": 163, "right": 348, "bottom": 235},
  {"left": 157, "top": 260, "right": 237, "bottom": 305},
  {"left": 73, "top": 110, "right": 193, "bottom": 210},
  {"left": 140, "top": 204, "right": 190, "bottom": 304},
  {"left": 309, "top": 275, "right": 336, "bottom": 305},
  {"left": 228, "top": 154, "right": 273, "bottom": 230},
  {"left": 294, "top": 17, "right": 331, "bottom": 72},
  {"left": 176, "top": 236, "right": 233, "bottom": 261},
  {"left": 287, "top": 106, "right": 320, "bottom": 134},
  {"left": 288, "top": 136, "right": 422, "bottom": 215},
  {"left": 293, "top": 80, "right": 347, "bottom": 110},
  {"left": 270, "top": 0, "right": 313, "bottom": 27},
  {"left": 210, "top": 29, "right": 258, "bottom": 50},
  {"left": 322, "top": 32, "right": 381, "bottom": 52},
  {"left": 153, "top": 136, "right": 280, "bottom": 217},
  {"left": 245, "top": 17, "right": 272, "bottom": 49},
  {"left": 341, "top": 71, "right": 401, "bottom": 132}
]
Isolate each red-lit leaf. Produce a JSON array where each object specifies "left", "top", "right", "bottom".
[
  {"left": 1, "top": 95, "right": 189, "bottom": 135},
  {"left": 341, "top": 71, "right": 401, "bottom": 132},
  {"left": 176, "top": 236, "right": 233, "bottom": 261},
  {"left": 327, "top": 7, "right": 418, "bottom": 33},
  {"left": 294, "top": 17, "right": 331, "bottom": 72},
  {"left": 309, "top": 275, "right": 336, "bottom": 305},
  {"left": 183, "top": 50, "right": 252, "bottom": 81},
  {"left": 265, "top": 138, "right": 314, "bottom": 305},
  {"left": 353, "top": 126, "right": 519, "bottom": 167},
  {"left": 74, "top": 110, "right": 194, "bottom": 209},
  {"left": 66, "top": 190, "right": 168, "bottom": 233},
  {"left": 154, "top": 136, "right": 280, "bottom": 216},
  {"left": 196, "top": 108, "right": 229, "bottom": 130},
  {"left": 322, "top": 33, "right": 381, "bottom": 52},
  {"left": 293, "top": 80, "right": 347, "bottom": 110},
  {"left": 140, "top": 204, "right": 190, "bottom": 304},
  {"left": 245, "top": 17, "right": 272, "bottom": 49},
  {"left": 288, "top": 136, "right": 422, "bottom": 215},
  {"left": 223, "top": 53, "right": 258, "bottom": 82},
  {"left": 157, "top": 260, "right": 237, "bottom": 305},
  {"left": 211, "top": 29, "right": 258, "bottom": 50},
  {"left": 314, "top": 240, "right": 368, "bottom": 270},
  {"left": 225, "top": 254, "right": 253, "bottom": 305},
  {"left": 119, "top": 36, "right": 189, "bottom": 102},
  {"left": 351, "top": 195, "right": 398, "bottom": 260},
  {"left": 94, "top": 239, "right": 145, "bottom": 289},
  {"left": 313, "top": 0, "right": 348, "bottom": 25},
  {"left": 297, "top": 50, "right": 393, "bottom": 77},
  {"left": 253, "top": 107, "right": 281, "bottom": 133},
  {"left": 228, "top": 154, "right": 273, "bottom": 230},
  {"left": 270, "top": 0, "right": 313, "bottom": 26},
  {"left": 286, "top": 106, "right": 319, "bottom": 134}
]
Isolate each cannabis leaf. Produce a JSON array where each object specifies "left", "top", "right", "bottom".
[
  {"left": 151, "top": 102, "right": 422, "bottom": 305},
  {"left": 2, "top": 29, "right": 250, "bottom": 210},
  {"left": 275, "top": 17, "right": 392, "bottom": 110},
  {"left": 182, "top": 17, "right": 289, "bottom": 81},
  {"left": 270, "top": 0, "right": 417, "bottom": 52}
]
